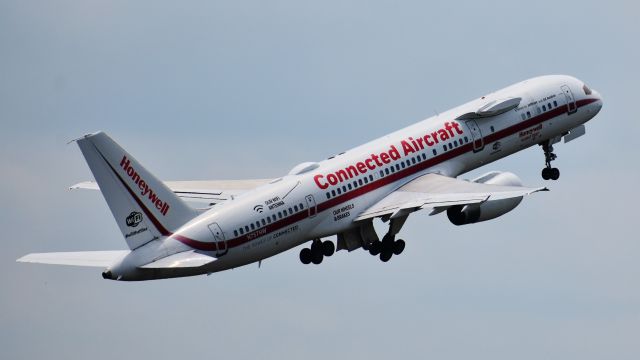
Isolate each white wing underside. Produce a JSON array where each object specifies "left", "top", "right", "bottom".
[
  {"left": 355, "top": 173, "right": 547, "bottom": 221},
  {"left": 17, "top": 251, "right": 130, "bottom": 267},
  {"left": 71, "top": 179, "right": 272, "bottom": 204}
]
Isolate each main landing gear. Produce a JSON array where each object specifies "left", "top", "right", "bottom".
[
  {"left": 368, "top": 234, "right": 405, "bottom": 262},
  {"left": 366, "top": 214, "right": 407, "bottom": 262},
  {"left": 540, "top": 140, "right": 560, "bottom": 181},
  {"left": 300, "top": 239, "right": 335, "bottom": 265}
]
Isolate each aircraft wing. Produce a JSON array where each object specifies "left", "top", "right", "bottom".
[
  {"left": 71, "top": 179, "right": 273, "bottom": 204},
  {"left": 17, "top": 251, "right": 129, "bottom": 267},
  {"left": 355, "top": 173, "right": 547, "bottom": 221}
]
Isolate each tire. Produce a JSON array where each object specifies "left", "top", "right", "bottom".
[
  {"left": 369, "top": 240, "right": 381, "bottom": 256},
  {"left": 393, "top": 239, "right": 406, "bottom": 255},
  {"left": 322, "top": 241, "right": 335, "bottom": 257},
  {"left": 550, "top": 168, "right": 560, "bottom": 180},
  {"left": 299, "top": 248, "right": 312, "bottom": 264},
  {"left": 541, "top": 168, "right": 550, "bottom": 180},
  {"left": 380, "top": 251, "right": 392, "bottom": 262},
  {"left": 311, "top": 250, "right": 323, "bottom": 265}
]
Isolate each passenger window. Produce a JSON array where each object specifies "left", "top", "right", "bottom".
[
  {"left": 380, "top": 170, "right": 384, "bottom": 177},
  {"left": 342, "top": 186, "right": 346, "bottom": 192},
  {"left": 272, "top": 215, "right": 276, "bottom": 222},
  {"left": 542, "top": 105, "right": 547, "bottom": 111},
  {"left": 448, "top": 143, "right": 453, "bottom": 150},
  {"left": 490, "top": 126, "right": 495, "bottom": 132},
  {"left": 251, "top": 223, "right": 255, "bottom": 230},
  {"left": 234, "top": 230, "right": 238, "bottom": 237},
  {"left": 331, "top": 190, "right": 336, "bottom": 197},
  {"left": 245, "top": 226, "right": 249, "bottom": 232},
  {"left": 537, "top": 107, "right": 541, "bottom": 114},
  {"left": 526, "top": 111, "right": 531, "bottom": 118},
  {"left": 521, "top": 113, "right": 526, "bottom": 120},
  {"left": 464, "top": 136, "right": 469, "bottom": 143},
  {"left": 454, "top": 140, "right": 458, "bottom": 147},
  {"left": 385, "top": 168, "right": 390, "bottom": 175},
  {"left": 300, "top": 203, "right": 303, "bottom": 209},
  {"left": 412, "top": 157, "right": 416, "bottom": 164},
  {"left": 432, "top": 149, "right": 437, "bottom": 156},
  {"left": 267, "top": 217, "right": 272, "bottom": 224},
  {"left": 289, "top": 208, "right": 293, "bottom": 215},
  {"left": 443, "top": 145, "right": 447, "bottom": 152},
  {"left": 422, "top": 153, "right": 427, "bottom": 160},
  {"left": 261, "top": 219, "right": 266, "bottom": 226},
  {"left": 358, "top": 179, "right": 363, "bottom": 186},
  {"left": 337, "top": 188, "right": 342, "bottom": 194},
  {"left": 369, "top": 175, "right": 373, "bottom": 181},
  {"left": 239, "top": 228, "right": 244, "bottom": 235},
  {"left": 553, "top": 100, "right": 558, "bottom": 107},
  {"left": 326, "top": 192, "right": 330, "bottom": 199},
  {"left": 548, "top": 102, "right": 552, "bottom": 109},
  {"left": 255, "top": 221, "right": 260, "bottom": 228},
  {"left": 294, "top": 205, "right": 299, "bottom": 212},
  {"left": 395, "top": 164, "right": 400, "bottom": 171},
  {"left": 348, "top": 183, "right": 352, "bottom": 190},
  {"left": 278, "top": 212, "right": 282, "bottom": 219},
  {"left": 401, "top": 162, "right": 405, "bottom": 169}
]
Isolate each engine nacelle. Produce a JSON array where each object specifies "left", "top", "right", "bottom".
[{"left": 447, "top": 171, "right": 524, "bottom": 226}]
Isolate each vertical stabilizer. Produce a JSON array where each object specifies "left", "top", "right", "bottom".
[{"left": 76, "top": 132, "right": 198, "bottom": 250}]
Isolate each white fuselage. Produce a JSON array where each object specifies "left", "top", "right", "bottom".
[{"left": 111, "top": 75, "right": 602, "bottom": 280}]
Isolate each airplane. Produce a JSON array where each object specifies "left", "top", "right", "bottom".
[{"left": 17, "top": 75, "right": 603, "bottom": 281}]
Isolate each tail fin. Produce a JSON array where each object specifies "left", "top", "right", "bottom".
[{"left": 76, "top": 131, "right": 198, "bottom": 249}]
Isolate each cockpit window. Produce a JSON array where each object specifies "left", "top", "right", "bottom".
[{"left": 583, "top": 84, "right": 592, "bottom": 95}]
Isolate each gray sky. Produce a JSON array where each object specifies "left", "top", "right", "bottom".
[{"left": 1, "top": 1, "right": 639, "bottom": 359}]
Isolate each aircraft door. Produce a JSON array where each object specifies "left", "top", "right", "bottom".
[
  {"left": 465, "top": 120, "right": 484, "bottom": 152},
  {"left": 561, "top": 85, "right": 577, "bottom": 114},
  {"left": 208, "top": 222, "right": 228, "bottom": 256},
  {"left": 305, "top": 195, "right": 317, "bottom": 218}
]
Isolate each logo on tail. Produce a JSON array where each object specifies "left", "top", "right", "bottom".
[
  {"left": 126, "top": 211, "right": 143, "bottom": 227},
  {"left": 120, "top": 156, "right": 170, "bottom": 216}
]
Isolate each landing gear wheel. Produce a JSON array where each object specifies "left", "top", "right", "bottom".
[
  {"left": 322, "top": 241, "right": 335, "bottom": 257},
  {"left": 550, "top": 167, "right": 560, "bottom": 180},
  {"left": 299, "top": 248, "right": 311, "bottom": 265},
  {"left": 393, "top": 239, "right": 405, "bottom": 255},
  {"left": 311, "top": 250, "right": 323, "bottom": 265},
  {"left": 541, "top": 167, "right": 551, "bottom": 180},
  {"left": 369, "top": 240, "right": 381, "bottom": 256},
  {"left": 380, "top": 250, "right": 393, "bottom": 262}
]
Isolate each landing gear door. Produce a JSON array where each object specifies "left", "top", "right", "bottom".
[
  {"left": 561, "top": 85, "right": 577, "bottom": 114},
  {"left": 208, "top": 222, "right": 227, "bottom": 256},
  {"left": 465, "top": 120, "right": 484, "bottom": 152}
]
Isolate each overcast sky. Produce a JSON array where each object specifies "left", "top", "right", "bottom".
[{"left": 1, "top": 1, "right": 639, "bottom": 359}]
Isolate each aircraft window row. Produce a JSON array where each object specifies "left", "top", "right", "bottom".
[
  {"left": 325, "top": 174, "right": 374, "bottom": 199},
  {"left": 234, "top": 202, "right": 305, "bottom": 237},
  {"left": 521, "top": 100, "right": 561, "bottom": 120},
  {"left": 324, "top": 132, "right": 471, "bottom": 200}
]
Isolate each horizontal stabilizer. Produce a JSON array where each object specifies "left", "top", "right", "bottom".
[
  {"left": 17, "top": 251, "right": 129, "bottom": 267},
  {"left": 141, "top": 250, "right": 216, "bottom": 269}
]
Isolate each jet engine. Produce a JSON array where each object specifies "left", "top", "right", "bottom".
[{"left": 447, "top": 171, "right": 524, "bottom": 226}]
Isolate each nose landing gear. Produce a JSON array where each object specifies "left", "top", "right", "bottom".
[{"left": 541, "top": 141, "right": 560, "bottom": 181}]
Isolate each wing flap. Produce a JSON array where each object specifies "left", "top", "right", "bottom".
[
  {"left": 355, "top": 173, "right": 546, "bottom": 221},
  {"left": 17, "top": 250, "right": 129, "bottom": 267}
]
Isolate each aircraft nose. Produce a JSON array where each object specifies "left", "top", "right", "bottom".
[{"left": 591, "top": 89, "right": 603, "bottom": 113}]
